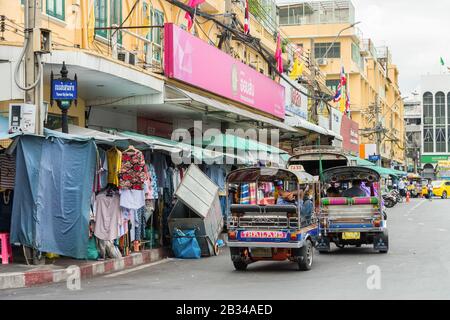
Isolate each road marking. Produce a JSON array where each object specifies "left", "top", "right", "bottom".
[
  {"left": 407, "top": 199, "right": 426, "bottom": 215},
  {"left": 104, "top": 258, "right": 174, "bottom": 278}
]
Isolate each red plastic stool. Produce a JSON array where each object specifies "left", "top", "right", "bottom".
[{"left": 0, "top": 233, "right": 13, "bottom": 264}]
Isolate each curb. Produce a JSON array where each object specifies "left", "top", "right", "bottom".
[{"left": 0, "top": 248, "right": 167, "bottom": 290}]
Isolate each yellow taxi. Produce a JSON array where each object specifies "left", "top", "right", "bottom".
[{"left": 423, "top": 180, "right": 450, "bottom": 199}]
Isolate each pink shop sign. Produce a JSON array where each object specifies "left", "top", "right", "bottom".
[{"left": 164, "top": 23, "right": 285, "bottom": 119}]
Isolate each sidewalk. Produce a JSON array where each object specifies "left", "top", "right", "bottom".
[{"left": 0, "top": 248, "right": 167, "bottom": 290}]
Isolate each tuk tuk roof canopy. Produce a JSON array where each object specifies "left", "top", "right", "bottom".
[
  {"left": 227, "top": 167, "right": 315, "bottom": 184},
  {"left": 322, "top": 166, "right": 381, "bottom": 182}
]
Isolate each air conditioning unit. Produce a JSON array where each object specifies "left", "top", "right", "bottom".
[
  {"left": 117, "top": 51, "right": 137, "bottom": 66},
  {"left": 317, "top": 58, "right": 328, "bottom": 66}
]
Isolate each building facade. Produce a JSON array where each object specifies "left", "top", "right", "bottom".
[
  {"left": 421, "top": 74, "right": 450, "bottom": 178},
  {"left": 277, "top": 0, "right": 406, "bottom": 167},
  {"left": 404, "top": 96, "right": 422, "bottom": 173},
  {"left": 1, "top": 0, "right": 341, "bottom": 154}
]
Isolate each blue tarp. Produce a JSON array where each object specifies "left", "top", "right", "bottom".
[{"left": 10, "top": 135, "right": 97, "bottom": 259}]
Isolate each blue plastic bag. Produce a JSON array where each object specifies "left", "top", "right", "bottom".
[{"left": 172, "top": 229, "right": 201, "bottom": 259}]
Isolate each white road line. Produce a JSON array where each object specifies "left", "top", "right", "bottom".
[
  {"left": 104, "top": 258, "right": 174, "bottom": 278},
  {"left": 407, "top": 199, "right": 426, "bottom": 215}
]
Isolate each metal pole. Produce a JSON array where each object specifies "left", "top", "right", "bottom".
[
  {"left": 24, "top": 0, "right": 43, "bottom": 135},
  {"left": 223, "top": 0, "right": 232, "bottom": 54}
]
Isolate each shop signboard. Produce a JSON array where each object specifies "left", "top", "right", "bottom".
[
  {"left": 330, "top": 108, "right": 343, "bottom": 136},
  {"left": 281, "top": 78, "right": 308, "bottom": 120},
  {"left": 318, "top": 115, "right": 329, "bottom": 130},
  {"left": 340, "top": 115, "right": 360, "bottom": 154},
  {"left": 164, "top": 23, "right": 285, "bottom": 119},
  {"left": 421, "top": 155, "right": 450, "bottom": 164},
  {"left": 436, "top": 160, "right": 450, "bottom": 179}
]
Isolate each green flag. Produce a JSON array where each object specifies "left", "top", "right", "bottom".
[{"left": 441, "top": 57, "right": 445, "bottom": 66}]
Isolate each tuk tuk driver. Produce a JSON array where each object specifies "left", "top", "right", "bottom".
[
  {"left": 276, "top": 183, "right": 313, "bottom": 223},
  {"left": 342, "top": 179, "right": 367, "bottom": 198}
]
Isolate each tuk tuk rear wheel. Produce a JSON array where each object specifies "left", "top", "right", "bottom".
[
  {"left": 442, "top": 191, "right": 447, "bottom": 199},
  {"left": 233, "top": 260, "right": 248, "bottom": 271},
  {"left": 298, "top": 240, "right": 313, "bottom": 271}
]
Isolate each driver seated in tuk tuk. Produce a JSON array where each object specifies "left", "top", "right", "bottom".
[
  {"left": 341, "top": 179, "right": 367, "bottom": 198},
  {"left": 277, "top": 184, "right": 313, "bottom": 224},
  {"left": 326, "top": 183, "right": 341, "bottom": 197}
]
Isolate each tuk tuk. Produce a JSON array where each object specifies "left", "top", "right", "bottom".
[
  {"left": 317, "top": 166, "right": 389, "bottom": 253},
  {"left": 288, "top": 146, "right": 357, "bottom": 176},
  {"left": 226, "top": 166, "right": 320, "bottom": 271},
  {"left": 406, "top": 173, "right": 427, "bottom": 198}
]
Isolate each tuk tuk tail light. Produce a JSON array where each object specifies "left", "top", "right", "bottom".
[{"left": 228, "top": 231, "right": 237, "bottom": 240}]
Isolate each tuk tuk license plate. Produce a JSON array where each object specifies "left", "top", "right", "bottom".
[
  {"left": 342, "top": 232, "right": 361, "bottom": 240},
  {"left": 250, "top": 248, "right": 273, "bottom": 258},
  {"left": 240, "top": 231, "right": 287, "bottom": 239}
]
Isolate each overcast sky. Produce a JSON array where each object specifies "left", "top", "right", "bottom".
[
  {"left": 351, "top": 0, "right": 450, "bottom": 97},
  {"left": 278, "top": 0, "right": 450, "bottom": 97}
]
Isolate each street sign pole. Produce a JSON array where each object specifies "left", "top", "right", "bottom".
[{"left": 50, "top": 62, "right": 78, "bottom": 133}]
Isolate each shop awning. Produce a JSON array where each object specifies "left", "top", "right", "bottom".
[
  {"left": 347, "top": 157, "right": 407, "bottom": 178},
  {"left": 348, "top": 156, "right": 376, "bottom": 167},
  {"left": 285, "top": 114, "right": 343, "bottom": 140},
  {"left": 202, "top": 133, "right": 289, "bottom": 165},
  {"left": 165, "top": 86, "right": 298, "bottom": 133},
  {"left": 53, "top": 125, "right": 130, "bottom": 146},
  {"left": 118, "top": 131, "right": 252, "bottom": 164}
]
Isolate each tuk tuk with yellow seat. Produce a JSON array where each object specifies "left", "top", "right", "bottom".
[{"left": 226, "top": 166, "right": 320, "bottom": 271}]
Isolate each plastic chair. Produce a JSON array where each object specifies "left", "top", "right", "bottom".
[{"left": 0, "top": 233, "right": 13, "bottom": 264}]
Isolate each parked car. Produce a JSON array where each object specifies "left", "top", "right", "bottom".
[{"left": 427, "top": 180, "right": 450, "bottom": 199}]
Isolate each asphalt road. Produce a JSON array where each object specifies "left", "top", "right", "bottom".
[{"left": 2, "top": 198, "right": 450, "bottom": 300}]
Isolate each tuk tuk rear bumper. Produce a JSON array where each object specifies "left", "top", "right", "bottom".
[{"left": 226, "top": 240, "right": 306, "bottom": 248}]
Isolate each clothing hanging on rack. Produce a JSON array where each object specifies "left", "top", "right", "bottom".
[
  {"left": 0, "top": 152, "right": 16, "bottom": 190},
  {"left": 119, "top": 146, "right": 147, "bottom": 190},
  {"left": 93, "top": 192, "right": 122, "bottom": 241},
  {"left": 106, "top": 146, "right": 122, "bottom": 186}
]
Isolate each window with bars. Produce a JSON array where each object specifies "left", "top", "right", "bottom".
[
  {"left": 314, "top": 42, "right": 340, "bottom": 59},
  {"left": 326, "top": 79, "right": 340, "bottom": 93},
  {"left": 145, "top": 9, "right": 164, "bottom": 65},
  {"left": 423, "top": 92, "right": 433, "bottom": 125},
  {"left": 423, "top": 127, "right": 434, "bottom": 153},
  {"left": 94, "top": 0, "right": 122, "bottom": 44},
  {"left": 46, "top": 0, "right": 65, "bottom": 21}
]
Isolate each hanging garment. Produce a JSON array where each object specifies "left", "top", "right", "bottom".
[
  {"left": 144, "top": 199, "right": 155, "bottom": 222},
  {"left": 249, "top": 183, "right": 257, "bottom": 205},
  {"left": 0, "top": 190, "right": 13, "bottom": 232},
  {"left": 106, "top": 147, "right": 122, "bottom": 186},
  {"left": 120, "top": 189, "right": 145, "bottom": 210},
  {"left": 134, "top": 206, "right": 147, "bottom": 242},
  {"left": 152, "top": 153, "right": 168, "bottom": 189},
  {"left": 147, "top": 164, "right": 158, "bottom": 199},
  {"left": 0, "top": 153, "right": 16, "bottom": 190},
  {"left": 240, "top": 184, "right": 250, "bottom": 204},
  {"left": 119, "top": 147, "right": 147, "bottom": 190},
  {"left": 99, "top": 148, "right": 108, "bottom": 190},
  {"left": 205, "top": 165, "right": 227, "bottom": 192},
  {"left": 94, "top": 193, "right": 122, "bottom": 241}
]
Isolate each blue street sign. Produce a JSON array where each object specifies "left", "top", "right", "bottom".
[
  {"left": 51, "top": 80, "right": 77, "bottom": 100},
  {"left": 369, "top": 155, "right": 381, "bottom": 162}
]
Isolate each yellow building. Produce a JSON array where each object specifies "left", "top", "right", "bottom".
[
  {"left": 278, "top": 0, "right": 406, "bottom": 167},
  {"left": 1, "top": 0, "right": 341, "bottom": 153}
]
